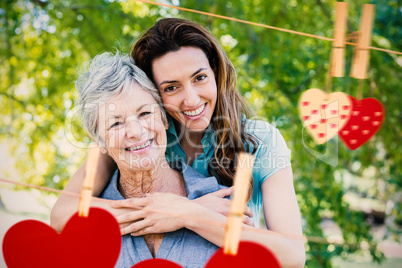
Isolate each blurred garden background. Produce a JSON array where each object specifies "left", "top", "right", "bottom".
[{"left": 0, "top": 0, "right": 401, "bottom": 267}]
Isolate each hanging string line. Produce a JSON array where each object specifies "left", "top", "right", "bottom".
[
  {"left": 1, "top": 176, "right": 366, "bottom": 248},
  {"left": 356, "top": 79, "right": 364, "bottom": 100},
  {"left": 0, "top": 177, "right": 110, "bottom": 204},
  {"left": 1, "top": 1, "right": 385, "bottom": 251},
  {"left": 0, "top": 177, "right": 301, "bottom": 240},
  {"left": 133, "top": 0, "right": 402, "bottom": 56},
  {"left": 0, "top": 1, "right": 385, "bottom": 253}
]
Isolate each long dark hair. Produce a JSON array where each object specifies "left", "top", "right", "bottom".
[{"left": 131, "top": 18, "right": 258, "bottom": 198}]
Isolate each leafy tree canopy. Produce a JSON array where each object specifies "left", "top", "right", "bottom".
[{"left": 1, "top": 0, "right": 400, "bottom": 266}]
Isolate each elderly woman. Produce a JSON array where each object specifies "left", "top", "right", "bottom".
[
  {"left": 53, "top": 48, "right": 305, "bottom": 267},
  {"left": 74, "top": 51, "right": 225, "bottom": 267}
]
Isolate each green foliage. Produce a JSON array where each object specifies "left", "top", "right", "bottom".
[{"left": 1, "top": 0, "right": 400, "bottom": 266}]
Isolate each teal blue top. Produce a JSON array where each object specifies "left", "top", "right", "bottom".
[{"left": 165, "top": 114, "right": 291, "bottom": 226}]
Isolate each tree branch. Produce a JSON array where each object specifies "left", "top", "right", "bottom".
[
  {"left": 289, "top": 73, "right": 313, "bottom": 94},
  {"left": 316, "top": 0, "right": 354, "bottom": 33},
  {"left": 0, "top": 92, "right": 25, "bottom": 106},
  {"left": 30, "top": 0, "right": 47, "bottom": 8}
]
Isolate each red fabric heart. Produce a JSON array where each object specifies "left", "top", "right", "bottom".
[
  {"left": 132, "top": 259, "right": 184, "bottom": 268},
  {"left": 2, "top": 208, "right": 121, "bottom": 268},
  {"left": 205, "top": 241, "right": 280, "bottom": 268},
  {"left": 339, "top": 97, "right": 385, "bottom": 150}
]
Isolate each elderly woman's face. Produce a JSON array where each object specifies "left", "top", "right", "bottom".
[{"left": 98, "top": 84, "right": 167, "bottom": 170}]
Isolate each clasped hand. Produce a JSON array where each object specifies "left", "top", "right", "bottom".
[{"left": 111, "top": 187, "right": 254, "bottom": 236}]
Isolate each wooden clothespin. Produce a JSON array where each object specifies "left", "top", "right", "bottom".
[
  {"left": 330, "top": 2, "right": 348, "bottom": 77},
  {"left": 223, "top": 152, "right": 255, "bottom": 255},
  {"left": 78, "top": 146, "right": 100, "bottom": 217},
  {"left": 350, "top": 4, "right": 375, "bottom": 79}
]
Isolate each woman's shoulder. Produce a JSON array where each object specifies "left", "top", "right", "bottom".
[
  {"left": 100, "top": 169, "right": 123, "bottom": 200},
  {"left": 242, "top": 117, "right": 292, "bottom": 185},
  {"left": 243, "top": 117, "right": 279, "bottom": 143},
  {"left": 170, "top": 161, "right": 225, "bottom": 200}
]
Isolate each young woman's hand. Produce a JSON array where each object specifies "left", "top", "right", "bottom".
[
  {"left": 111, "top": 188, "right": 254, "bottom": 236},
  {"left": 111, "top": 193, "right": 193, "bottom": 236},
  {"left": 192, "top": 187, "right": 254, "bottom": 226}
]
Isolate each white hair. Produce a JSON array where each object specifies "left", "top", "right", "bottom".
[{"left": 75, "top": 51, "right": 166, "bottom": 147}]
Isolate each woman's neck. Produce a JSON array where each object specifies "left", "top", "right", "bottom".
[
  {"left": 117, "top": 157, "right": 186, "bottom": 198},
  {"left": 174, "top": 120, "right": 206, "bottom": 166},
  {"left": 174, "top": 119, "right": 206, "bottom": 146}
]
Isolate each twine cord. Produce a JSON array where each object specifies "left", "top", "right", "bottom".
[{"left": 134, "top": 0, "right": 402, "bottom": 55}]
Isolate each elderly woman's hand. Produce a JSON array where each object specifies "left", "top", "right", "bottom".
[
  {"left": 111, "top": 188, "right": 254, "bottom": 236},
  {"left": 111, "top": 193, "right": 194, "bottom": 236},
  {"left": 192, "top": 187, "right": 254, "bottom": 227}
]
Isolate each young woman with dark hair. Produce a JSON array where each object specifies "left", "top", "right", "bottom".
[{"left": 51, "top": 18, "right": 305, "bottom": 267}]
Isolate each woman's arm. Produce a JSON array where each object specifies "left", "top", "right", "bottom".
[
  {"left": 112, "top": 167, "right": 304, "bottom": 267},
  {"left": 51, "top": 152, "right": 249, "bottom": 233},
  {"left": 111, "top": 187, "right": 254, "bottom": 236},
  {"left": 184, "top": 167, "right": 305, "bottom": 268},
  {"left": 50, "top": 151, "right": 117, "bottom": 232}
]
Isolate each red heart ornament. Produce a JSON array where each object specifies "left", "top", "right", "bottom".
[
  {"left": 298, "top": 88, "right": 352, "bottom": 144},
  {"left": 205, "top": 241, "right": 280, "bottom": 268},
  {"left": 2, "top": 208, "right": 121, "bottom": 268},
  {"left": 132, "top": 259, "right": 184, "bottom": 268},
  {"left": 339, "top": 97, "right": 385, "bottom": 150}
]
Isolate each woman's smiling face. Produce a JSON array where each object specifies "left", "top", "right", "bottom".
[
  {"left": 97, "top": 84, "right": 167, "bottom": 171},
  {"left": 151, "top": 46, "right": 217, "bottom": 132}
]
